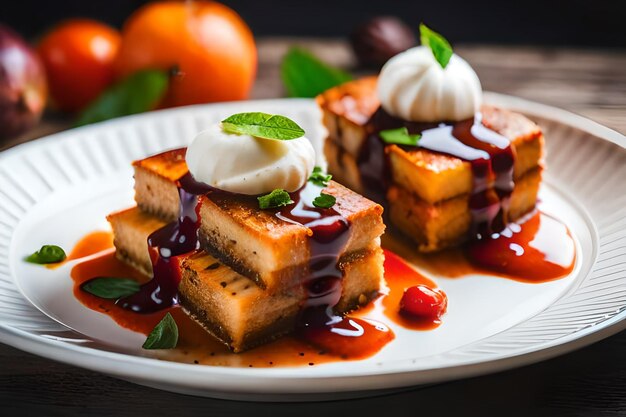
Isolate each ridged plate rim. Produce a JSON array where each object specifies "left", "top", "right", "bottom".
[{"left": 0, "top": 93, "right": 624, "bottom": 399}]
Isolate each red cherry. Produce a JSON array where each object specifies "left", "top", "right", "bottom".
[{"left": 400, "top": 285, "right": 447, "bottom": 319}]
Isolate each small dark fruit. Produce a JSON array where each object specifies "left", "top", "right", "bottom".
[
  {"left": 0, "top": 24, "right": 47, "bottom": 141},
  {"left": 350, "top": 16, "right": 416, "bottom": 69}
]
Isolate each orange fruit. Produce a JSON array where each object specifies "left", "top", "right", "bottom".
[
  {"left": 38, "top": 19, "right": 121, "bottom": 112},
  {"left": 115, "top": 1, "right": 257, "bottom": 107}
]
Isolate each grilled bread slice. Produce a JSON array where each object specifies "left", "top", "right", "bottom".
[
  {"left": 107, "top": 207, "right": 382, "bottom": 352},
  {"left": 181, "top": 249, "right": 382, "bottom": 352}
]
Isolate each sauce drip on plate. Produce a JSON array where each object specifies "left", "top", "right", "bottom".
[
  {"left": 380, "top": 250, "right": 445, "bottom": 330},
  {"left": 467, "top": 210, "right": 576, "bottom": 282}
]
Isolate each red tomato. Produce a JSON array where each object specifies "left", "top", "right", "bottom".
[{"left": 38, "top": 19, "right": 121, "bottom": 112}]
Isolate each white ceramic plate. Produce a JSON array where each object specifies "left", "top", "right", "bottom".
[{"left": 0, "top": 94, "right": 625, "bottom": 401}]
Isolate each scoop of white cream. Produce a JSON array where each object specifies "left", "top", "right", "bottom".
[
  {"left": 377, "top": 46, "right": 482, "bottom": 122},
  {"left": 185, "top": 124, "right": 316, "bottom": 195}
]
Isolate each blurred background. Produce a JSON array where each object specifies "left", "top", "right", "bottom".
[
  {"left": 5, "top": 0, "right": 626, "bottom": 46},
  {"left": 0, "top": 0, "right": 624, "bottom": 148}
]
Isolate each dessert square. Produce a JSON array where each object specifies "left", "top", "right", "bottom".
[
  {"left": 317, "top": 77, "right": 545, "bottom": 251},
  {"left": 107, "top": 207, "right": 382, "bottom": 352}
]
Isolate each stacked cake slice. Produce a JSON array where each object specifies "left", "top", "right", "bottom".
[
  {"left": 108, "top": 149, "right": 385, "bottom": 352},
  {"left": 318, "top": 77, "right": 545, "bottom": 251}
]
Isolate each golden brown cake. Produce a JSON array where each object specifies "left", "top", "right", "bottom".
[
  {"left": 107, "top": 206, "right": 382, "bottom": 352},
  {"left": 108, "top": 148, "right": 386, "bottom": 351},
  {"left": 317, "top": 77, "right": 544, "bottom": 251}
]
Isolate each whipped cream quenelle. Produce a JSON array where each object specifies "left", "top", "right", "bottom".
[
  {"left": 377, "top": 46, "right": 482, "bottom": 122},
  {"left": 186, "top": 123, "right": 316, "bottom": 195}
]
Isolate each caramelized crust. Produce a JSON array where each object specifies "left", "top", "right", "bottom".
[
  {"left": 317, "top": 79, "right": 377, "bottom": 158},
  {"left": 316, "top": 76, "right": 379, "bottom": 128},
  {"left": 133, "top": 148, "right": 188, "bottom": 182},
  {"left": 481, "top": 106, "right": 542, "bottom": 144}
]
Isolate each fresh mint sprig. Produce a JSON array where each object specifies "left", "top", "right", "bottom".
[
  {"left": 308, "top": 166, "right": 332, "bottom": 187},
  {"left": 258, "top": 189, "right": 294, "bottom": 209},
  {"left": 81, "top": 277, "right": 141, "bottom": 299},
  {"left": 142, "top": 312, "right": 179, "bottom": 350},
  {"left": 25, "top": 245, "right": 67, "bottom": 264},
  {"left": 221, "top": 112, "right": 305, "bottom": 140},
  {"left": 312, "top": 193, "right": 336, "bottom": 209},
  {"left": 419, "top": 23, "right": 453, "bottom": 69},
  {"left": 380, "top": 127, "right": 421, "bottom": 146}
]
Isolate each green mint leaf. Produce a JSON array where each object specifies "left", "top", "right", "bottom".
[
  {"left": 380, "top": 127, "right": 421, "bottom": 146},
  {"left": 82, "top": 277, "right": 141, "bottom": 299},
  {"left": 221, "top": 112, "right": 305, "bottom": 140},
  {"left": 312, "top": 193, "right": 336, "bottom": 209},
  {"left": 258, "top": 189, "right": 294, "bottom": 209},
  {"left": 75, "top": 69, "right": 169, "bottom": 127},
  {"left": 419, "top": 23, "right": 453, "bottom": 69},
  {"left": 308, "top": 166, "right": 332, "bottom": 187},
  {"left": 142, "top": 312, "right": 178, "bottom": 350},
  {"left": 25, "top": 245, "right": 66, "bottom": 264},
  {"left": 281, "top": 47, "right": 353, "bottom": 98}
]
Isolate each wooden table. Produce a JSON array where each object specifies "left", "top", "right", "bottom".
[{"left": 1, "top": 40, "right": 625, "bottom": 415}]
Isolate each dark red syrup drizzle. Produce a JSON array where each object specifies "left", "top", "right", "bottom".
[
  {"left": 362, "top": 107, "right": 514, "bottom": 237},
  {"left": 277, "top": 183, "right": 350, "bottom": 311},
  {"left": 276, "top": 182, "right": 391, "bottom": 350},
  {"left": 107, "top": 172, "right": 213, "bottom": 313}
]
